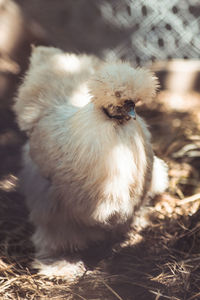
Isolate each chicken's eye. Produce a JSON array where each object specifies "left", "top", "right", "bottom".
[{"left": 115, "top": 91, "right": 121, "bottom": 98}]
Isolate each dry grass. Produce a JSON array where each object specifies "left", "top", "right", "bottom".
[{"left": 0, "top": 90, "right": 200, "bottom": 299}]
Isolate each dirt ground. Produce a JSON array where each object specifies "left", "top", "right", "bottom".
[{"left": 0, "top": 1, "right": 200, "bottom": 299}]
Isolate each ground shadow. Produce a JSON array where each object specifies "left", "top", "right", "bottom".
[{"left": 71, "top": 210, "right": 200, "bottom": 300}]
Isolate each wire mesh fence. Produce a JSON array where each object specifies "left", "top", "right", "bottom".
[{"left": 99, "top": 0, "right": 200, "bottom": 65}]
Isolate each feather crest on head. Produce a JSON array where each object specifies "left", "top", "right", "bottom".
[{"left": 88, "top": 62, "right": 159, "bottom": 108}]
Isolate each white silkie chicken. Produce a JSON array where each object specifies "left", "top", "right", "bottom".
[{"left": 14, "top": 46, "right": 168, "bottom": 267}]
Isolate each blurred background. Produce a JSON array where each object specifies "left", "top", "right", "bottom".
[{"left": 10, "top": 0, "right": 200, "bottom": 61}]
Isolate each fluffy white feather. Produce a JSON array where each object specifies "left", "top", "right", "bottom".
[{"left": 14, "top": 46, "right": 168, "bottom": 261}]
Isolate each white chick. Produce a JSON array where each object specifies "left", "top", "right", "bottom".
[{"left": 14, "top": 46, "right": 168, "bottom": 262}]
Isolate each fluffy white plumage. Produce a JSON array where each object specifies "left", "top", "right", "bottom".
[{"left": 14, "top": 46, "right": 168, "bottom": 261}]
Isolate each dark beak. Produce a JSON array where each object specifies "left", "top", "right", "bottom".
[
  {"left": 127, "top": 105, "right": 136, "bottom": 120},
  {"left": 124, "top": 100, "right": 136, "bottom": 120}
]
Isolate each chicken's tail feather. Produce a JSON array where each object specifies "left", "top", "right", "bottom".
[{"left": 13, "top": 46, "right": 99, "bottom": 134}]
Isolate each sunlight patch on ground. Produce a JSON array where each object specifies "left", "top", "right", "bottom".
[{"left": 0, "top": 174, "right": 18, "bottom": 192}]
